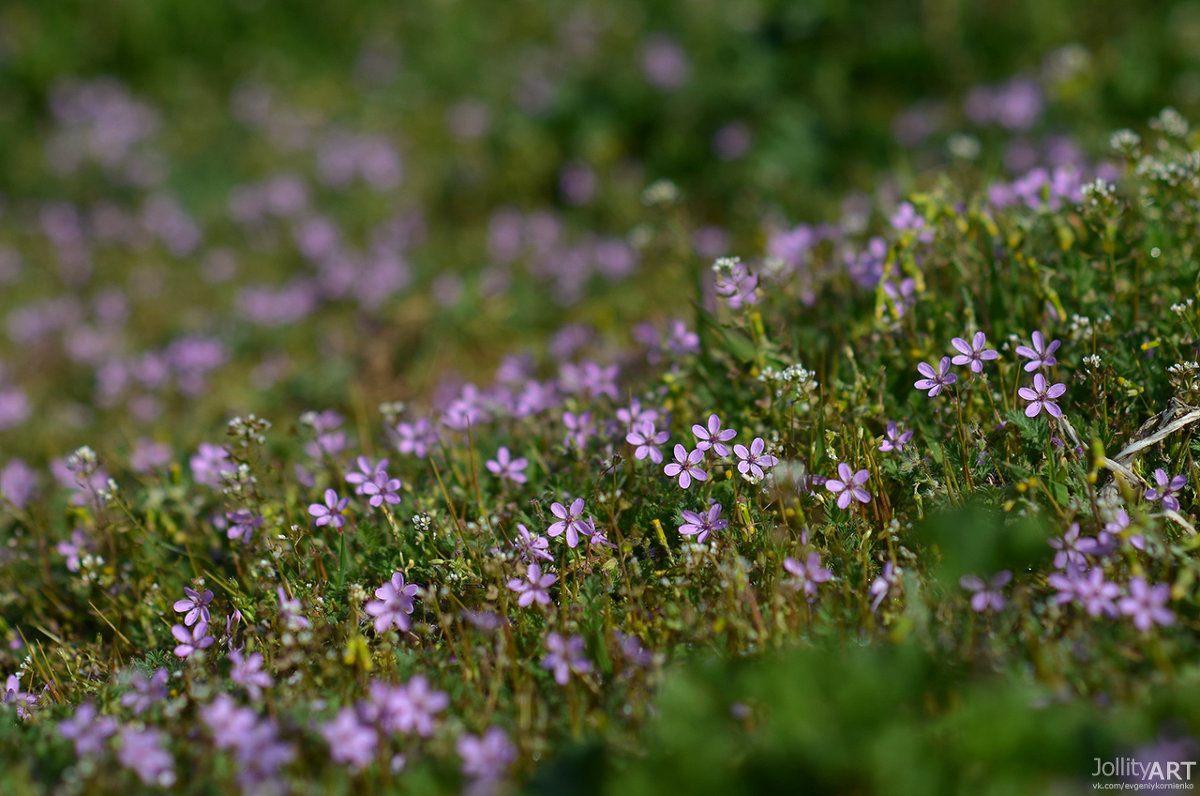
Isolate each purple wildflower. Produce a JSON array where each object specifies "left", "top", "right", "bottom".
[
  {"left": 1049, "top": 523, "right": 1102, "bottom": 569},
  {"left": 117, "top": 727, "right": 176, "bottom": 787},
  {"left": 457, "top": 727, "right": 517, "bottom": 786},
  {"left": 172, "top": 622, "right": 214, "bottom": 658},
  {"left": 733, "top": 437, "right": 777, "bottom": 481},
  {"left": 225, "top": 510, "right": 263, "bottom": 543},
  {"left": 365, "top": 571, "right": 420, "bottom": 633},
  {"left": 678, "top": 503, "right": 728, "bottom": 544},
  {"left": 878, "top": 421, "right": 913, "bottom": 453},
  {"left": 713, "top": 258, "right": 758, "bottom": 309},
  {"left": 1145, "top": 469, "right": 1187, "bottom": 512},
  {"left": 824, "top": 463, "right": 872, "bottom": 509},
  {"left": 1118, "top": 578, "right": 1175, "bottom": 631},
  {"left": 513, "top": 523, "right": 553, "bottom": 563},
  {"left": 190, "top": 443, "right": 235, "bottom": 488},
  {"left": 692, "top": 414, "right": 737, "bottom": 456},
  {"left": 613, "top": 631, "right": 655, "bottom": 668},
  {"left": 507, "top": 563, "right": 558, "bottom": 607},
  {"left": 486, "top": 447, "right": 529, "bottom": 484},
  {"left": 58, "top": 702, "right": 117, "bottom": 757},
  {"left": 362, "top": 472, "right": 403, "bottom": 508},
  {"left": 394, "top": 417, "right": 438, "bottom": 458},
  {"left": 1074, "top": 568, "right": 1121, "bottom": 617},
  {"left": 959, "top": 571, "right": 1011, "bottom": 613},
  {"left": 783, "top": 552, "right": 833, "bottom": 599},
  {"left": 321, "top": 707, "right": 378, "bottom": 769},
  {"left": 0, "top": 459, "right": 37, "bottom": 509},
  {"left": 950, "top": 331, "right": 1000, "bottom": 373},
  {"left": 627, "top": 421, "right": 669, "bottom": 463},
  {"left": 173, "top": 587, "right": 214, "bottom": 627},
  {"left": 56, "top": 529, "right": 90, "bottom": 572},
  {"left": 562, "top": 410, "right": 596, "bottom": 451},
  {"left": 663, "top": 444, "right": 707, "bottom": 489},
  {"left": 276, "top": 587, "right": 311, "bottom": 630},
  {"left": 1018, "top": 373, "right": 1066, "bottom": 418},
  {"left": 344, "top": 456, "right": 383, "bottom": 494},
  {"left": 869, "top": 562, "right": 900, "bottom": 611},
  {"left": 121, "top": 669, "right": 168, "bottom": 715},
  {"left": 1015, "top": 331, "right": 1061, "bottom": 371},
  {"left": 229, "top": 650, "right": 274, "bottom": 700},
  {"left": 547, "top": 498, "right": 590, "bottom": 548},
  {"left": 914, "top": 357, "right": 958, "bottom": 397},
  {"left": 308, "top": 488, "right": 350, "bottom": 529},
  {"left": 373, "top": 675, "right": 450, "bottom": 737},
  {"left": 883, "top": 278, "right": 916, "bottom": 317},
  {"left": 542, "top": 633, "right": 592, "bottom": 686}
]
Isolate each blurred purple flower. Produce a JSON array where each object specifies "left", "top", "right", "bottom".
[
  {"left": 1118, "top": 578, "right": 1174, "bottom": 631},
  {"left": 542, "top": 633, "right": 591, "bottom": 685},
  {"left": 365, "top": 571, "right": 420, "bottom": 633},
  {"left": 960, "top": 571, "right": 1011, "bottom": 613},
  {"left": 486, "top": 447, "right": 529, "bottom": 484}
]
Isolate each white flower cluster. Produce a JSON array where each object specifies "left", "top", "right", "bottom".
[
  {"left": 221, "top": 462, "right": 258, "bottom": 498},
  {"left": 758, "top": 362, "right": 819, "bottom": 405},
  {"left": 227, "top": 414, "right": 271, "bottom": 447}
]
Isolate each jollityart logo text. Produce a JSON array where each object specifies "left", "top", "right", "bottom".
[{"left": 1092, "top": 757, "right": 1196, "bottom": 791}]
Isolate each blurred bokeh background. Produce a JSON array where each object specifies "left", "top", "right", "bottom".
[{"left": 0, "top": 0, "right": 1197, "bottom": 459}]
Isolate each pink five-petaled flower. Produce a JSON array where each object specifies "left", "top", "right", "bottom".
[
  {"left": 959, "top": 571, "right": 1011, "bottom": 613},
  {"left": 914, "top": 357, "right": 958, "bottom": 397},
  {"left": 542, "top": 633, "right": 592, "bottom": 686},
  {"left": 950, "top": 331, "right": 1000, "bottom": 373},
  {"left": 321, "top": 707, "right": 378, "bottom": 770},
  {"left": 626, "top": 421, "right": 669, "bottom": 463},
  {"left": 547, "top": 498, "right": 590, "bottom": 548},
  {"left": 172, "top": 622, "right": 214, "bottom": 658},
  {"left": 1118, "top": 578, "right": 1175, "bottom": 631},
  {"left": 1015, "top": 331, "right": 1061, "bottom": 371},
  {"left": 783, "top": 552, "right": 833, "bottom": 600},
  {"left": 507, "top": 563, "right": 558, "bottom": 607},
  {"left": 344, "top": 456, "right": 384, "bottom": 495},
  {"left": 371, "top": 675, "right": 450, "bottom": 737},
  {"left": 1145, "top": 468, "right": 1187, "bottom": 512},
  {"left": 878, "top": 421, "right": 913, "bottom": 453},
  {"left": 869, "top": 562, "right": 900, "bottom": 611},
  {"left": 173, "top": 587, "right": 214, "bottom": 627},
  {"left": 692, "top": 414, "right": 737, "bottom": 456},
  {"left": 1017, "top": 373, "right": 1066, "bottom": 418},
  {"left": 457, "top": 727, "right": 517, "bottom": 785},
  {"left": 664, "top": 444, "right": 707, "bottom": 489},
  {"left": 308, "top": 488, "right": 350, "bottom": 529},
  {"left": 678, "top": 503, "right": 728, "bottom": 544},
  {"left": 486, "top": 447, "right": 529, "bottom": 484},
  {"left": 513, "top": 523, "right": 553, "bottom": 562},
  {"left": 365, "top": 572, "right": 420, "bottom": 634},
  {"left": 58, "top": 702, "right": 117, "bottom": 757},
  {"left": 229, "top": 649, "right": 274, "bottom": 700},
  {"left": 824, "top": 463, "right": 871, "bottom": 509},
  {"left": 733, "top": 437, "right": 777, "bottom": 481}
]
